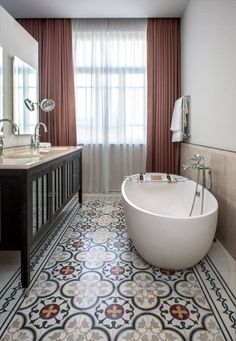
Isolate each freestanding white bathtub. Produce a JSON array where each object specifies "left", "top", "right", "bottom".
[{"left": 121, "top": 173, "right": 218, "bottom": 269}]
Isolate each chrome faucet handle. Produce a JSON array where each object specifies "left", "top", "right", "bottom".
[
  {"left": 190, "top": 154, "right": 201, "bottom": 160},
  {"left": 190, "top": 154, "right": 205, "bottom": 166},
  {"left": 190, "top": 154, "right": 201, "bottom": 165}
]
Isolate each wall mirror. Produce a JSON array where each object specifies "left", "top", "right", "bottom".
[
  {"left": 13, "top": 56, "right": 38, "bottom": 135},
  {"left": 0, "top": 46, "right": 3, "bottom": 122}
]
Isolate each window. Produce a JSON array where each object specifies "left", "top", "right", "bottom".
[
  {"left": 73, "top": 20, "right": 147, "bottom": 145},
  {"left": 73, "top": 19, "right": 147, "bottom": 192}
]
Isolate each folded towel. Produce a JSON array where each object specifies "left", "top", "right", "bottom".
[
  {"left": 182, "top": 97, "right": 189, "bottom": 128},
  {"left": 170, "top": 98, "right": 183, "bottom": 132},
  {"left": 170, "top": 96, "right": 189, "bottom": 142}
]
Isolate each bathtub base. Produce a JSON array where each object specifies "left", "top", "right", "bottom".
[{"left": 126, "top": 207, "right": 216, "bottom": 269}]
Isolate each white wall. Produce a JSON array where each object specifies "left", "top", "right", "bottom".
[
  {"left": 181, "top": 0, "right": 236, "bottom": 152},
  {"left": 0, "top": 5, "right": 38, "bottom": 147}
]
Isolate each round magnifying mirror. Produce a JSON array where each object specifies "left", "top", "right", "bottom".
[{"left": 40, "top": 98, "right": 55, "bottom": 112}]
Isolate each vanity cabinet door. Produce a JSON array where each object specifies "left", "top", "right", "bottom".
[
  {"left": 51, "top": 163, "right": 63, "bottom": 215},
  {"left": 64, "top": 151, "right": 81, "bottom": 203},
  {"left": 64, "top": 157, "right": 75, "bottom": 201},
  {"left": 32, "top": 171, "right": 50, "bottom": 236},
  {"left": 32, "top": 160, "right": 65, "bottom": 237}
]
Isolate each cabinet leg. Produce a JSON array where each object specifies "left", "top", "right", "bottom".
[
  {"left": 21, "top": 244, "right": 30, "bottom": 288},
  {"left": 79, "top": 152, "right": 82, "bottom": 205},
  {"left": 78, "top": 188, "right": 82, "bottom": 204}
]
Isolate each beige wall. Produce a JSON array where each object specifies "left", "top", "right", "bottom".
[
  {"left": 181, "top": 143, "right": 236, "bottom": 260},
  {"left": 181, "top": 0, "right": 236, "bottom": 152},
  {"left": 181, "top": 1, "right": 236, "bottom": 260}
]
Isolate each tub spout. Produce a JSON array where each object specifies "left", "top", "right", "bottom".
[
  {"left": 182, "top": 164, "right": 190, "bottom": 171},
  {"left": 182, "top": 163, "right": 197, "bottom": 170}
]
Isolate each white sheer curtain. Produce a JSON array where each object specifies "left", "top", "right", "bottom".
[{"left": 73, "top": 19, "right": 147, "bottom": 193}]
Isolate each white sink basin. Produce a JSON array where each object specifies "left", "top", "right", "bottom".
[
  {"left": 0, "top": 157, "right": 40, "bottom": 165},
  {"left": 2, "top": 148, "right": 69, "bottom": 160},
  {"left": 5, "top": 154, "right": 42, "bottom": 159}
]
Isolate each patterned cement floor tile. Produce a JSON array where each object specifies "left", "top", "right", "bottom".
[{"left": 0, "top": 195, "right": 235, "bottom": 340}]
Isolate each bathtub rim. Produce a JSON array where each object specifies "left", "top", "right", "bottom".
[{"left": 121, "top": 173, "right": 218, "bottom": 220}]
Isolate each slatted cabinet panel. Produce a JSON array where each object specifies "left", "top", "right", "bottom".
[
  {"left": 52, "top": 166, "right": 63, "bottom": 215},
  {"left": 64, "top": 158, "right": 74, "bottom": 200},
  {"left": 32, "top": 174, "right": 49, "bottom": 236}
]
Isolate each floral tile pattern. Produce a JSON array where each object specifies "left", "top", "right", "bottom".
[
  {"left": 62, "top": 272, "right": 114, "bottom": 310},
  {"left": 0, "top": 195, "right": 235, "bottom": 340},
  {"left": 119, "top": 272, "right": 171, "bottom": 309}
]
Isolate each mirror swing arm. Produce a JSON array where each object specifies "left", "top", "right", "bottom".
[{"left": 24, "top": 98, "right": 55, "bottom": 113}]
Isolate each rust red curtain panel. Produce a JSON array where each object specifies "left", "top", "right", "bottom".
[
  {"left": 18, "top": 19, "right": 77, "bottom": 146},
  {"left": 146, "top": 18, "right": 181, "bottom": 174}
]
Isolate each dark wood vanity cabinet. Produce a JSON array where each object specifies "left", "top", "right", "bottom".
[{"left": 0, "top": 148, "right": 82, "bottom": 288}]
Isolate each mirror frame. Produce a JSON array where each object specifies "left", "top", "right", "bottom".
[
  {"left": 0, "top": 46, "right": 3, "bottom": 122},
  {"left": 13, "top": 56, "right": 38, "bottom": 135},
  {"left": 40, "top": 98, "right": 55, "bottom": 112}
]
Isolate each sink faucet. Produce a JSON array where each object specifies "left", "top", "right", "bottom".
[
  {"left": 33, "top": 122, "right": 48, "bottom": 149},
  {"left": 0, "top": 118, "right": 18, "bottom": 133},
  {"left": 0, "top": 119, "right": 19, "bottom": 156}
]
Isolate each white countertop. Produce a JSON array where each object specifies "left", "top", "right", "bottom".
[{"left": 0, "top": 146, "right": 83, "bottom": 169}]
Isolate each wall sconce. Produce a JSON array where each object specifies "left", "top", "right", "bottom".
[{"left": 24, "top": 98, "right": 55, "bottom": 112}]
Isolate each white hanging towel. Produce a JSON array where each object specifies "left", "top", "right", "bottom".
[{"left": 170, "top": 96, "right": 189, "bottom": 142}]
